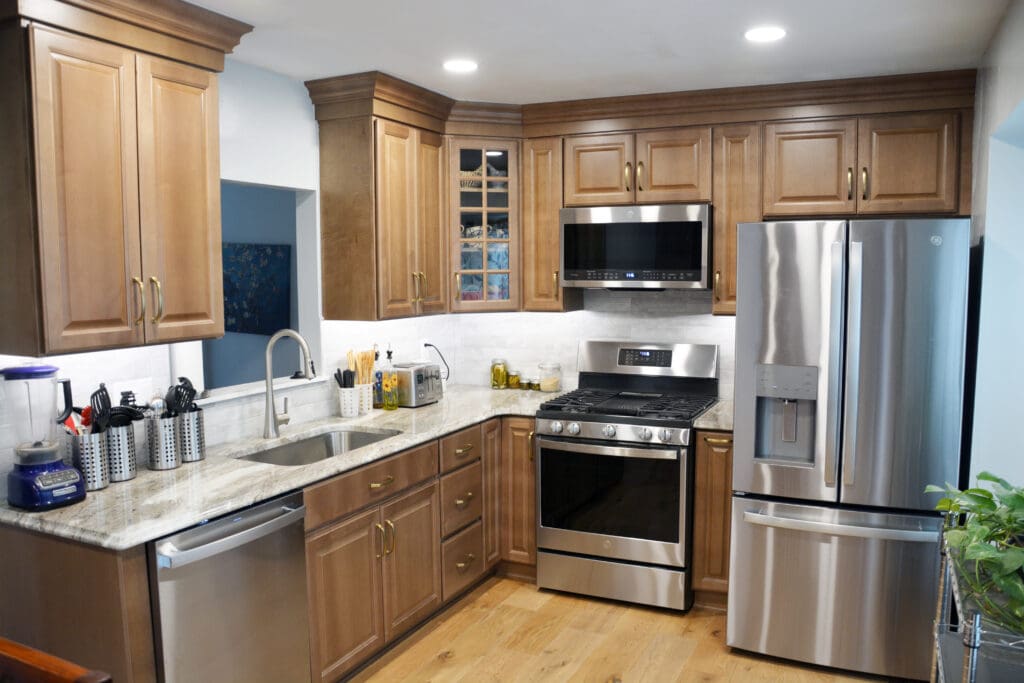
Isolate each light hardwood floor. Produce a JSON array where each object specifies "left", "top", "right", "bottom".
[{"left": 351, "top": 577, "right": 880, "bottom": 682}]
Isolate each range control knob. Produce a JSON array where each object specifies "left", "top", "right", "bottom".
[
  {"left": 567, "top": 422, "right": 581, "bottom": 436},
  {"left": 659, "top": 428, "right": 674, "bottom": 442},
  {"left": 602, "top": 424, "right": 617, "bottom": 438},
  {"left": 637, "top": 427, "right": 652, "bottom": 441},
  {"left": 549, "top": 421, "right": 563, "bottom": 434}
]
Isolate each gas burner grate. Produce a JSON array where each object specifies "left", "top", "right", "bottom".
[{"left": 539, "top": 389, "right": 618, "bottom": 413}]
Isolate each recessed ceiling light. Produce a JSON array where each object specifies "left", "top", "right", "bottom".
[
  {"left": 744, "top": 26, "right": 786, "bottom": 43},
  {"left": 443, "top": 58, "right": 478, "bottom": 74}
]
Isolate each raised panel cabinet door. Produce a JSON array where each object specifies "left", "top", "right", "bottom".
[
  {"left": 376, "top": 119, "right": 418, "bottom": 319},
  {"left": 416, "top": 129, "right": 447, "bottom": 314},
  {"left": 482, "top": 418, "right": 501, "bottom": 568},
  {"left": 763, "top": 119, "right": 857, "bottom": 216},
  {"left": 500, "top": 417, "right": 536, "bottom": 565},
  {"left": 30, "top": 26, "right": 145, "bottom": 352},
  {"left": 692, "top": 432, "right": 733, "bottom": 594},
  {"left": 305, "top": 507, "right": 385, "bottom": 683},
  {"left": 857, "top": 112, "right": 959, "bottom": 214},
  {"left": 136, "top": 54, "right": 223, "bottom": 343},
  {"left": 380, "top": 482, "right": 441, "bottom": 642},
  {"left": 712, "top": 124, "right": 762, "bottom": 316},
  {"left": 522, "top": 137, "right": 579, "bottom": 312},
  {"left": 563, "top": 133, "right": 634, "bottom": 206},
  {"left": 635, "top": 127, "right": 712, "bottom": 203}
]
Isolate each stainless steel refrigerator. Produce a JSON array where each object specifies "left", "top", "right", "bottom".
[{"left": 727, "top": 218, "right": 970, "bottom": 680}]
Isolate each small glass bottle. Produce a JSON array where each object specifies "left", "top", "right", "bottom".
[
  {"left": 538, "top": 362, "right": 562, "bottom": 392},
  {"left": 528, "top": 377, "right": 540, "bottom": 391},
  {"left": 507, "top": 370, "right": 521, "bottom": 389},
  {"left": 490, "top": 358, "right": 508, "bottom": 389},
  {"left": 382, "top": 349, "right": 399, "bottom": 410}
]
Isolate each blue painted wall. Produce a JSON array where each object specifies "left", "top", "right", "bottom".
[{"left": 203, "top": 181, "right": 301, "bottom": 389}]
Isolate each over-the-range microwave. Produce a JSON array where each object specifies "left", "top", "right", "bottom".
[{"left": 559, "top": 204, "right": 710, "bottom": 289}]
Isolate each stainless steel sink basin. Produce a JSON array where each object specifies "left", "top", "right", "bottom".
[{"left": 240, "top": 428, "right": 402, "bottom": 466}]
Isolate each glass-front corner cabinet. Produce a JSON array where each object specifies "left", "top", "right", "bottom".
[{"left": 449, "top": 138, "right": 520, "bottom": 312}]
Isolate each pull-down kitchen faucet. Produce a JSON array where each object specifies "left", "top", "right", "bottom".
[{"left": 264, "top": 329, "right": 316, "bottom": 438}]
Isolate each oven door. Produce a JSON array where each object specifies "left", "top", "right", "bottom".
[{"left": 536, "top": 436, "right": 689, "bottom": 567}]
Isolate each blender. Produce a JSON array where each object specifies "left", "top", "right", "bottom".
[{"left": 2, "top": 365, "right": 85, "bottom": 511}]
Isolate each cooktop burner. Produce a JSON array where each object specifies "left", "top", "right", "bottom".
[{"left": 540, "top": 389, "right": 716, "bottom": 423}]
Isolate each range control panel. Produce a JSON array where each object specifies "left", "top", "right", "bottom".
[{"left": 618, "top": 348, "right": 673, "bottom": 368}]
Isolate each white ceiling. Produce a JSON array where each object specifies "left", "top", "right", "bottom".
[{"left": 194, "top": 0, "right": 1010, "bottom": 104}]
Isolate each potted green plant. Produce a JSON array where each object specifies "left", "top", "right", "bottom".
[{"left": 927, "top": 472, "right": 1024, "bottom": 633}]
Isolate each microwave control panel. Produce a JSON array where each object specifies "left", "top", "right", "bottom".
[{"left": 564, "top": 269, "right": 700, "bottom": 282}]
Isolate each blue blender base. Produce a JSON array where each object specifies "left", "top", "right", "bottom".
[{"left": 7, "top": 461, "right": 86, "bottom": 511}]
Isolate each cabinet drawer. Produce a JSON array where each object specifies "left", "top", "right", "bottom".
[
  {"left": 440, "top": 460, "right": 483, "bottom": 537},
  {"left": 441, "top": 520, "right": 485, "bottom": 602},
  {"left": 439, "top": 424, "right": 482, "bottom": 473},
  {"left": 305, "top": 441, "right": 439, "bottom": 530}
]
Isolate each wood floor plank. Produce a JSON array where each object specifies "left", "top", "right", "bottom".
[{"left": 358, "top": 578, "right": 882, "bottom": 683}]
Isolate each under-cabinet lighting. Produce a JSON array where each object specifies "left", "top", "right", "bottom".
[{"left": 744, "top": 26, "right": 786, "bottom": 43}]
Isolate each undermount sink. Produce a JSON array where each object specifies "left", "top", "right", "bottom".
[{"left": 240, "top": 428, "right": 402, "bottom": 466}]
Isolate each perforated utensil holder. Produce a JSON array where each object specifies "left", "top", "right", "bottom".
[
  {"left": 71, "top": 432, "right": 109, "bottom": 491},
  {"left": 106, "top": 424, "right": 137, "bottom": 482},
  {"left": 146, "top": 415, "right": 181, "bottom": 470},
  {"left": 179, "top": 409, "right": 205, "bottom": 463}
]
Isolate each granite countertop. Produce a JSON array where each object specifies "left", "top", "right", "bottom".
[
  {"left": 0, "top": 385, "right": 547, "bottom": 551},
  {"left": 693, "top": 399, "right": 733, "bottom": 432}
]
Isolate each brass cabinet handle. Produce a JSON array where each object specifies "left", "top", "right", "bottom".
[
  {"left": 375, "top": 523, "right": 386, "bottom": 559},
  {"left": 714, "top": 270, "right": 721, "bottom": 301},
  {"left": 385, "top": 519, "right": 396, "bottom": 555},
  {"left": 454, "top": 443, "right": 474, "bottom": 456},
  {"left": 636, "top": 161, "right": 644, "bottom": 191},
  {"left": 624, "top": 162, "right": 632, "bottom": 192},
  {"left": 847, "top": 167, "right": 853, "bottom": 201},
  {"left": 703, "top": 435, "right": 733, "bottom": 446},
  {"left": 455, "top": 553, "right": 476, "bottom": 572},
  {"left": 149, "top": 276, "right": 164, "bottom": 324},
  {"left": 132, "top": 277, "right": 146, "bottom": 327},
  {"left": 553, "top": 270, "right": 560, "bottom": 301},
  {"left": 454, "top": 491, "right": 475, "bottom": 509},
  {"left": 411, "top": 272, "right": 422, "bottom": 304},
  {"left": 418, "top": 271, "right": 426, "bottom": 289},
  {"left": 369, "top": 474, "right": 394, "bottom": 490},
  {"left": 528, "top": 430, "right": 535, "bottom": 462},
  {"left": 454, "top": 272, "right": 461, "bottom": 301},
  {"left": 861, "top": 167, "right": 869, "bottom": 201}
]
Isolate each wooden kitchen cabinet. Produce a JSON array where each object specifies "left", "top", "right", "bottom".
[
  {"left": 764, "top": 112, "right": 960, "bottom": 216},
  {"left": 449, "top": 137, "right": 520, "bottom": 311},
  {"left": 521, "top": 137, "right": 582, "bottom": 312},
  {"left": 563, "top": 127, "right": 711, "bottom": 206},
  {"left": 500, "top": 417, "right": 536, "bottom": 568},
  {"left": 482, "top": 418, "right": 502, "bottom": 569},
  {"left": 711, "top": 124, "right": 762, "bottom": 316},
  {"left": 1, "top": 22, "right": 229, "bottom": 354},
  {"left": 692, "top": 431, "right": 734, "bottom": 608}
]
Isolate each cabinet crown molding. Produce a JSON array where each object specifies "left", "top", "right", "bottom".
[
  {"left": 11, "top": 0, "right": 252, "bottom": 54},
  {"left": 306, "top": 70, "right": 455, "bottom": 124}
]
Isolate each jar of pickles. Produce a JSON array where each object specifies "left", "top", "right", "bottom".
[
  {"left": 507, "top": 370, "right": 521, "bottom": 389},
  {"left": 490, "top": 358, "right": 508, "bottom": 389},
  {"left": 538, "top": 362, "right": 562, "bottom": 392}
]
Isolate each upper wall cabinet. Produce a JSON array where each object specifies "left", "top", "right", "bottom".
[
  {"left": 763, "top": 112, "right": 960, "bottom": 216},
  {"left": 308, "top": 72, "right": 454, "bottom": 321},
  {"left": 0, "top": 3, "right": 249, "bottom": 356},
  {"left": 449, "top": 138, "right": 520, "bottom": 312},
  {"left": 563, "top": 127, "right": 712, "bottom": 206}
]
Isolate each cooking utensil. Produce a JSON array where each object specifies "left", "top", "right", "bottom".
[
  {"left": 89, "top": 384, "right": 111, "bottom": 434},
  {"left": 177, "top": 377, "right": 197, "bottom": 412}
]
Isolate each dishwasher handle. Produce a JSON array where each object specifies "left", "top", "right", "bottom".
[{"left": 156, "top": 503, "right": 305, "bottom": 569}]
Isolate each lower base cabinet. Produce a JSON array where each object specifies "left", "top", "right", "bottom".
[
  {"left": 441, "top": 520, "right": 485, "bottom": 601},
  {"left": 500, "top": 417, "right": 536, "bottom": 567},
  {"left": 692, "top": 430, "right": 734, "bottom": 607}
]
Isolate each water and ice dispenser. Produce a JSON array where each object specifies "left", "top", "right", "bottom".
[{"left": 753, "top": 364, "right": 818, "bottom": 463}]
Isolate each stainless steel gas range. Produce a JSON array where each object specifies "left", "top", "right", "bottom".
[{"left": 534, "top": 340, "right": 719, "bottom": 610}]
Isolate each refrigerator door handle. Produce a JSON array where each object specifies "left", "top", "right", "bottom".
[
  {"left": 842, "top": 240, "right": 864, "bottom": 488},
  {"left": 742, "top": 510, "right": 938, "bottom": 543},
  {"left": 824, "top": 240, "right": 845, "bottom": 487}
]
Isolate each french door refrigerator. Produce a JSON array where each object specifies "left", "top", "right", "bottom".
[{"left": 727, "top": 218, "right": 970, "bottom": 680}]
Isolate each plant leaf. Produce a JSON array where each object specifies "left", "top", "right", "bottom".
[
  {"left": 978, "top": 471, "right": 1013, "bottom": 490},
  {"left": 924, "top": 484, "right": 947, "bottom": 493}
]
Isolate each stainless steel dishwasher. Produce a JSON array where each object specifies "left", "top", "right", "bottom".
[{"left": 149, "top": 492, "right": 310, "bottom": 683}]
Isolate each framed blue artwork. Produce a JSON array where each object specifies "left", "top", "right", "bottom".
[{"left": 222, "top": 243, "right": 291, "bottom": 335}]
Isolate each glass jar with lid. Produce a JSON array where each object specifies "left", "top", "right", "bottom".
[
  {"left": 538, "top": 362, "right": 561, "bottom": 392},
  {"left": 490, "top": 358, "right": 508, "bottom": 389}
]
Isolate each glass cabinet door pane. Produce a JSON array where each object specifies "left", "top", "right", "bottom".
[
  {"left": 461, "top": 242, "right": 483, "bottom": 270},
  {"left": 460, "top": 190, "right": 483, "bottom": 207},
  {"left": 484, "top": 150, "right": 508, "bottom": 177},
  {"left": 487, "top": 190, "right": 508, "bottom": 208},
  {"left": 460, "top": 273, "right": 483, "bottom": 301},
  {"left": 460, "top": 212, "right": 483, "bottom": 239},
  {"left": 487, "top": 212, "right": 510, "bottom": 239},
  {"left": 487, "top": 242, "right": 509, "bottom": 270},
  {"left": 487, "top": 274, "right": 510, "bottom": 301},
  {"left": 460, "top": 149, "right": 483, "bottom": 175}
]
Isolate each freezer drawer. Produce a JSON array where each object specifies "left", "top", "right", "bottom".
[{"left": 726, "top": 497, "right": 941, "bottom": 680}]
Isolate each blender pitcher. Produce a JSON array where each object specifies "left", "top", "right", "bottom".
[{"left": 2, "top": 365, "right": 84, "bottom": 510}]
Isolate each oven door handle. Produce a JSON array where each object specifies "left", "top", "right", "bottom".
[{"left": 535, "top": 437, "right": 680, "bottom": 461}]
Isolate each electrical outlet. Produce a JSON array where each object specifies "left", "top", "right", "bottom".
[{"left": 418, "top": 338, "right": 430, "bottom": 360}]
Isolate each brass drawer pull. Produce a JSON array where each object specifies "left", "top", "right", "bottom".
[
  {"left": 454, "top": 492, "right": 475, "bottom": 509},
  {"left": 369, "top": 475, "right": 394, "bottom": 490},
  {"left": 554, "top": 270, "right": 560, "bottom": 301},
  {"left": 454, "top": 443, "right": 474, "bottom": 456},
  {"left": 714, "top": 270, "right": 721, "bottom": 301},
  {"left": 703, "top": 435, "right": 732, "bottom": 446},
  {"left": 132, "top": 277, "right": 146, "bottom": 327},
  {"left": 385, "top": 519, "right": 396, "bottom": 554},
  {"left": 455, "top": 553, "right": 476, "bottom": 572},
  {"left": 149, "top": 276, "right": 164, "bottom": 323},
  {"left": 375, "top": 523, "right": 385, "bottom": 559}
]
